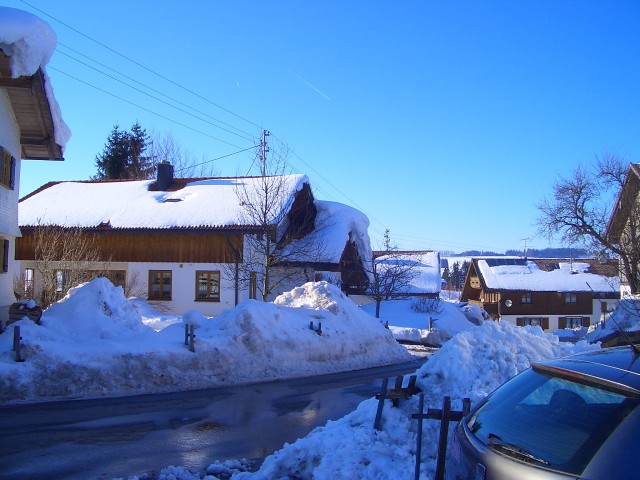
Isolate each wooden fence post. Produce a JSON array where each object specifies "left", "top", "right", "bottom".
[{"left": 412, "top": 396, "right": 472, "bottom": 480}]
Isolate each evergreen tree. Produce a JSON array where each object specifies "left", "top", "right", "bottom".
[
  {"left": 94, "top": 125, "right": 129, "bottom": 180},
  {"left": 451, "top": 261, "right": 461, "bottom": 290},
  {"left": 441, "top": 265, "right": 451, "bottom": 289},
  {"left": 460, "top": 260, "right": 470, "bottom": 289},
  {"left": 128, "top": 122, "right": 153, "bottom": 178},
  {"left": 94, "top": 122, "right": 153, "bottom": 180}
]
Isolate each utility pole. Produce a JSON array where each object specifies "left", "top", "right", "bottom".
[
  {"left": 521, "top": 238, "right": 530, "bottom": 259},
  {"left": 260, "top": 130, "right": 270, "bottom": 176}
]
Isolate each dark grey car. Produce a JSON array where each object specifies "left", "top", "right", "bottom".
[{"left": 445, "top": 346, "right": 640, "bottom": 480}]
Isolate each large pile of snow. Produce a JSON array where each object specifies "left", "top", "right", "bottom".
[
  {"left": 233, "top": 322, "right": 598, "bottom": 480},
  {"left": 0, "top": 280, "right": 410, "bottom": 404},
  {"left": 361, "top": 297, "right": 476, "bottom": 345},
  {"left": 0, "top": 7, "right": 71, "bottom": 149}
]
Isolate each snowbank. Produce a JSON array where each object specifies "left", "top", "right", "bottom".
[
  {"left": 361, "top": 297, "right": 476, "bottom": 346},
  {"left": 0, "top": 280, "right": 410, "bottom": 404},
  {"left": 234, "top": 321, "right": 598, "bottom": 479},
  {"left": 585, "top": 297, "right": 640, "bottom": 343}
]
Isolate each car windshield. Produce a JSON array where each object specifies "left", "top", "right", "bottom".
[{"left": 467, "top": 367, "right": 640, "bottom": 475}]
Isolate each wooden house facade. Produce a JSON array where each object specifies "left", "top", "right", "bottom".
[
  {"left": 605, "top": 163, "right": 640, "bottom": 297},
  {"left": 460, "top": 257, "right": 620, "bottom": 331},
  {"left": 15, "top": 166, "right": 371, "bottom": 316},
  {"left": 0, "top": 17, "right": 68, "bottom": 329}
]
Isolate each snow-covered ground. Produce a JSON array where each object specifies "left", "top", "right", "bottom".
[{"left": 3, "top": 280, "right": 633, "bottom": 480}]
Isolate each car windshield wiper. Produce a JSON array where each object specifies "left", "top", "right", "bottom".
[{"left": 487, "top": 433, "right": 549, "bottom": 466}]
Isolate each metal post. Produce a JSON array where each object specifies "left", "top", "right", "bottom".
[
  {"left": 13, "top": 326, "right": 23, "bottom": 362},
  {"left": 374, "top": 377, "right": 389, "bottom": 431},
  {"left": 435, "top": 396, "right": 452, "bottom": 480},
  {"left": 414, "top": 393, "right": 425, "bottom": 480},
  {"left": 189, "top": 324, "right": 195, "bottom": 352}
]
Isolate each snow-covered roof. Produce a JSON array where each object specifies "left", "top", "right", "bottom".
[
  {"left": 375, "top": 251, "right": 442, "bottom": 294},
  {"left": 280, "top": 200, "right": 372, "bottom": 264},
  {"left": 0, "top": 7, "right": 71, "bottom": 152},
  {"left": 19, "top": 175, "right": 310, "bottom": 230},
  {"left": 475, "top": 258, "right": 619, "bottom": 293}
]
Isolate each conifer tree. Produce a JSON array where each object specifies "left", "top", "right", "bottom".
[{"left": 94, "top": 122, "right": 153, "bottom": 180}]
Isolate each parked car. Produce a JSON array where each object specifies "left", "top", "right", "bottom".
[{"left": 446, "top": 346, "right": 640, "bottom": 479}]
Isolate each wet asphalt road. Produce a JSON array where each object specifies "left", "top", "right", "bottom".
[{"left": 0, "top": 355, "right": 429, "bottom": 480}]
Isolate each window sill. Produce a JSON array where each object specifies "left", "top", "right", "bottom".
[{"left": 194, "top": 298, "right": 220, "bottom": 303}]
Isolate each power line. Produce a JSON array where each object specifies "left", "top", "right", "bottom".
[
  {"left": 49, "top": 66, "right": 246, "bottom": 149},
  {"left": 20, "top": 0, "right": 262, "bottom": 130},
  {"left": 54, "top": 47, "right": 255, "bottom": 143},
  {"left": 55, "top": 44, "right": 255, "bottom": 142},
  {"left": 174, "top": 145, "right": 259, "bottom": 174}
]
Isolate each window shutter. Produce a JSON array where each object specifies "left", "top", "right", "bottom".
[
  {"left": 558, "top": 317, "right": 566, "bottom": 329},
  {"left": 9, "top": 156, "right": 16, "bottom": 190},
  {"left": 516, "top": 318, "right": 524, "bottom": 327},
  {"left": 2, "top": 239, "right": 9, "bottom": 273}
]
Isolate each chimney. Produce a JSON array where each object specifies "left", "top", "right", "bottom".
[{"left": 156, "top": 162, "right": 174, "bottom": 190}]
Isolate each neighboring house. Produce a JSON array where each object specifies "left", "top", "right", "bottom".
[
  {"left": 15, "top": 164, "right": 371, "bottom": 316},
  {"left": 605, "top": 163, "right": 640, "bottom": 298},
  {"left": 460, "top": 257, "right": 619, "bottom": 331},
  {"left": 371, "top": 250, "right": 442, "bottom": 298},
  {"left": 0, "top": 8, "right": 71, "bottom": 329}
]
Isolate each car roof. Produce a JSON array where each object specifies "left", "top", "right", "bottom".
[{"left": 533, "top": 346, "right": 640, "bottom": 394}]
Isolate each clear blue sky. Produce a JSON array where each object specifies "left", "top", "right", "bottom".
[{"left": 6, "top": 0, "right": 640, "bottom": 254}]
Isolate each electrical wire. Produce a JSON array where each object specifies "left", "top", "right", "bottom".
[
  {"left": 55, "top": 44, "right": 255, "bottom": 142},
  {"left": 54, "top": 48, "right": 255, "bottom": 143},
  {"left": 20, "top": 0, "right": 262, "bottom": 130},
  {"left": 174, "top": 145, "right": 259, "bottom": 175},
  {"left": 49, "top": 66, "right": 246, "bottom": 149}
]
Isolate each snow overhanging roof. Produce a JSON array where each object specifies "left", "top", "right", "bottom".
[
  {"left": 475, "top": 258, "right": 619, "bottom": 293},
  {"left": 0, "top": 7, "right": 71, "bottom": 159}
]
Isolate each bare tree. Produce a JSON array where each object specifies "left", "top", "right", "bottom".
[
  {"left": 22, "top": 224, "right": 113, "bottom": 307},
  {"left": 228, "top": 131, "right": 328, "bottom": 301},
  {"left": 536, "top": 154, "right": 640, "bottom": 295},
  {"left": 148, "top": 130, "right": 220, "bottom": 178},
  {"left": 366, "top": 230, "right": 420, "bottom": 318}
]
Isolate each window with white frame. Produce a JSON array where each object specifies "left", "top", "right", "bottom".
[
  {"left": 523, "top": 317, "right": 542, "bottom": 327},
  {"left": 565, "top": 317, "right": 583, "bottom": 328},
  {"left": 24, "top": 268, "right": 34, "bottom": 298}
]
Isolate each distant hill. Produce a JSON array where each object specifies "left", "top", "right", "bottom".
[
  {"left": 443, "top": 247, "right": 591, "bottom": 259},
  {"left": 504, "top": 247, "right": 590, "bottom": 258}
]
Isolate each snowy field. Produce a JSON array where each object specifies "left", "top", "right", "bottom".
[{"left": 2, "top": 279, "right": 632, "bottom": 479}]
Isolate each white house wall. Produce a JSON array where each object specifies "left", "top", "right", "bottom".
[
  {"left": 127, "top": 262, "right": 242, "bottom": 316},
  {"left": 16, "top": 259, "right": 252, "bottom": 317},
  {"left": 0, "top": 88, "right": 22, "bottom": 327},
  {"left": 500, "top": 298, "right": 618, "bottom": 331}
]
